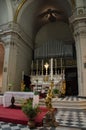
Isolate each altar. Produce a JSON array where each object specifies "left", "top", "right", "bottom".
[
  {"left": 30, "top": 58, "right": 65, "bottom": 94},
  {"left": 3, "top": 91, "right": 34, "bottom": 107},
  {"left": 31, "top": 75, "right": 63, "bottom": 93}
]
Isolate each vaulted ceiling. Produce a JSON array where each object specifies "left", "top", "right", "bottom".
[{"left": 16, "top": 0, "right": 74, "bottom": 39}]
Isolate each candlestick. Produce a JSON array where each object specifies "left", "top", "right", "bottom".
[
  {"left": 50, "top": 58, "right": 53, "bottom": 80},
  {"left": 49, "top": 59, "right": 51, "bottom": 75}
]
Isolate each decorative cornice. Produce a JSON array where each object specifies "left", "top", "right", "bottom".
[
  {"left": 14, "top": 0, "right": 27, "bottom": 22},
  {"left": 0, "top": 22, "right": 33, "bottom": 49},
  {"left": 69, "top": 14, "right": 86, "bottom": 25},
  {"left": 74, "top": 30, "right": 86, "bottom": 37},
  {"left": 0, "top": 30, "right": 33, "bottom": 49}
]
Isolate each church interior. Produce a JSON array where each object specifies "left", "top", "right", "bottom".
[{"left": 0, "top": 0, "right": 86, "bottom": 130}]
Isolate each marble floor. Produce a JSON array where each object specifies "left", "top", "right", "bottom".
[
  {"left": 0, "top": 96, "right": 86, "bottom": 130},
  {"left": 0, "top": 122, "right": 83, "bottom": 130},
  {"left": 0, "top": 108, "right": 86, "bottom": 130}
]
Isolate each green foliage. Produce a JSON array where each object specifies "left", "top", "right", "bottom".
[
  {"left": 22, "top": 99, "right": 39, "bottom": 119},
  {"left": 53, "top": 88, "right": 59, "bottom": 94}
]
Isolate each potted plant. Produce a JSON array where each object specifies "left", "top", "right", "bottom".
[
  {"left": 22, "top": 98, "right": 39, "bottom": 128},
  {"left": 53, "top": 88, "right": 59, "bottom": 97}
]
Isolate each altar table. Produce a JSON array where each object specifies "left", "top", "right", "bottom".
[{"left": 3, "top": 91, "right": 34, "bottom": 107}]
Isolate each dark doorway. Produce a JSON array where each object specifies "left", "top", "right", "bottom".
[
  {"left": 65, "top": 67, "right": 78, "bottom": 96},
  {"left": 24, "top": 75, "right": 31, "bottom": 91}
]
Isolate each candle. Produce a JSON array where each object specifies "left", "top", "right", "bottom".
[{"left": 51, "top": 58, "right": 53, "bottom": 80}]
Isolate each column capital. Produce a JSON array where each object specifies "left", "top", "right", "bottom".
[
  {"left": 0, "top": 21, "right": 33, "bottom": 49},
  {"left": 70, "top": 15, "right": 86, "bottom": 38}
]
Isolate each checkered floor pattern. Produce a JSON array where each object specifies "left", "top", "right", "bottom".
[
  {"left": 55, "top": 96, "right": 86, "bottom": 101},
  {"left": 0, "top": 122, "right": 30, "bottom": 130},
  {"left": 0, "top": 108, "right": 86, "bottom": 130},
  {"left": 0, "top": 96, "right": 86, "bottom": 130},
  {"left": 55, "top": 108, "right": 86, "bottom": 129}
]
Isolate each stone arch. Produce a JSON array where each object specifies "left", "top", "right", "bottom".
[
  {"left": 14, "top": 0, "right": 73, "bottom": 40},
  {"left": 14, "top": 0, "right": 74, "bottom": 23}
]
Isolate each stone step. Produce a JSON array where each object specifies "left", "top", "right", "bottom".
[{"left": 39, "top": 96, "right": 86, "bottom": 109}]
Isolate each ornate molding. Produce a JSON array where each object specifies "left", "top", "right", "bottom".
[
  {"left": 14, "top": 0, "right": 27, "bottom": 22},
  {"left": 74, "top": 28, "right": 86, "bottom": 38},
  {"left": 0, "top": 22, "right": 33, "bottom": 49},
  {"left": 70, "top": 13, "right": 86, "bottom": 24}
]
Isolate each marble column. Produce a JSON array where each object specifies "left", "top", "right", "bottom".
[
  {"left": 70, "top": 17, "right": 86, "bottom": 96},
  {"left": 70, "top": 0, "right": 86, "bottom": 97}
]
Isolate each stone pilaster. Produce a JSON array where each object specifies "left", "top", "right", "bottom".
[
  {"left": 70, "top": 6, "right": 86, "bottom": 96},
  {"left": 0, "top": 21, "right": 33, "bottom": 92}
]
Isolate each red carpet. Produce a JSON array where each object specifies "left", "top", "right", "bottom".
[{"left": 0, "top": 105, "right": 48, "bottom": 126}]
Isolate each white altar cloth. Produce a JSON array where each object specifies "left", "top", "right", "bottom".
[{"left": 3, "top": 91, "right": 34, "bottom": 107}]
